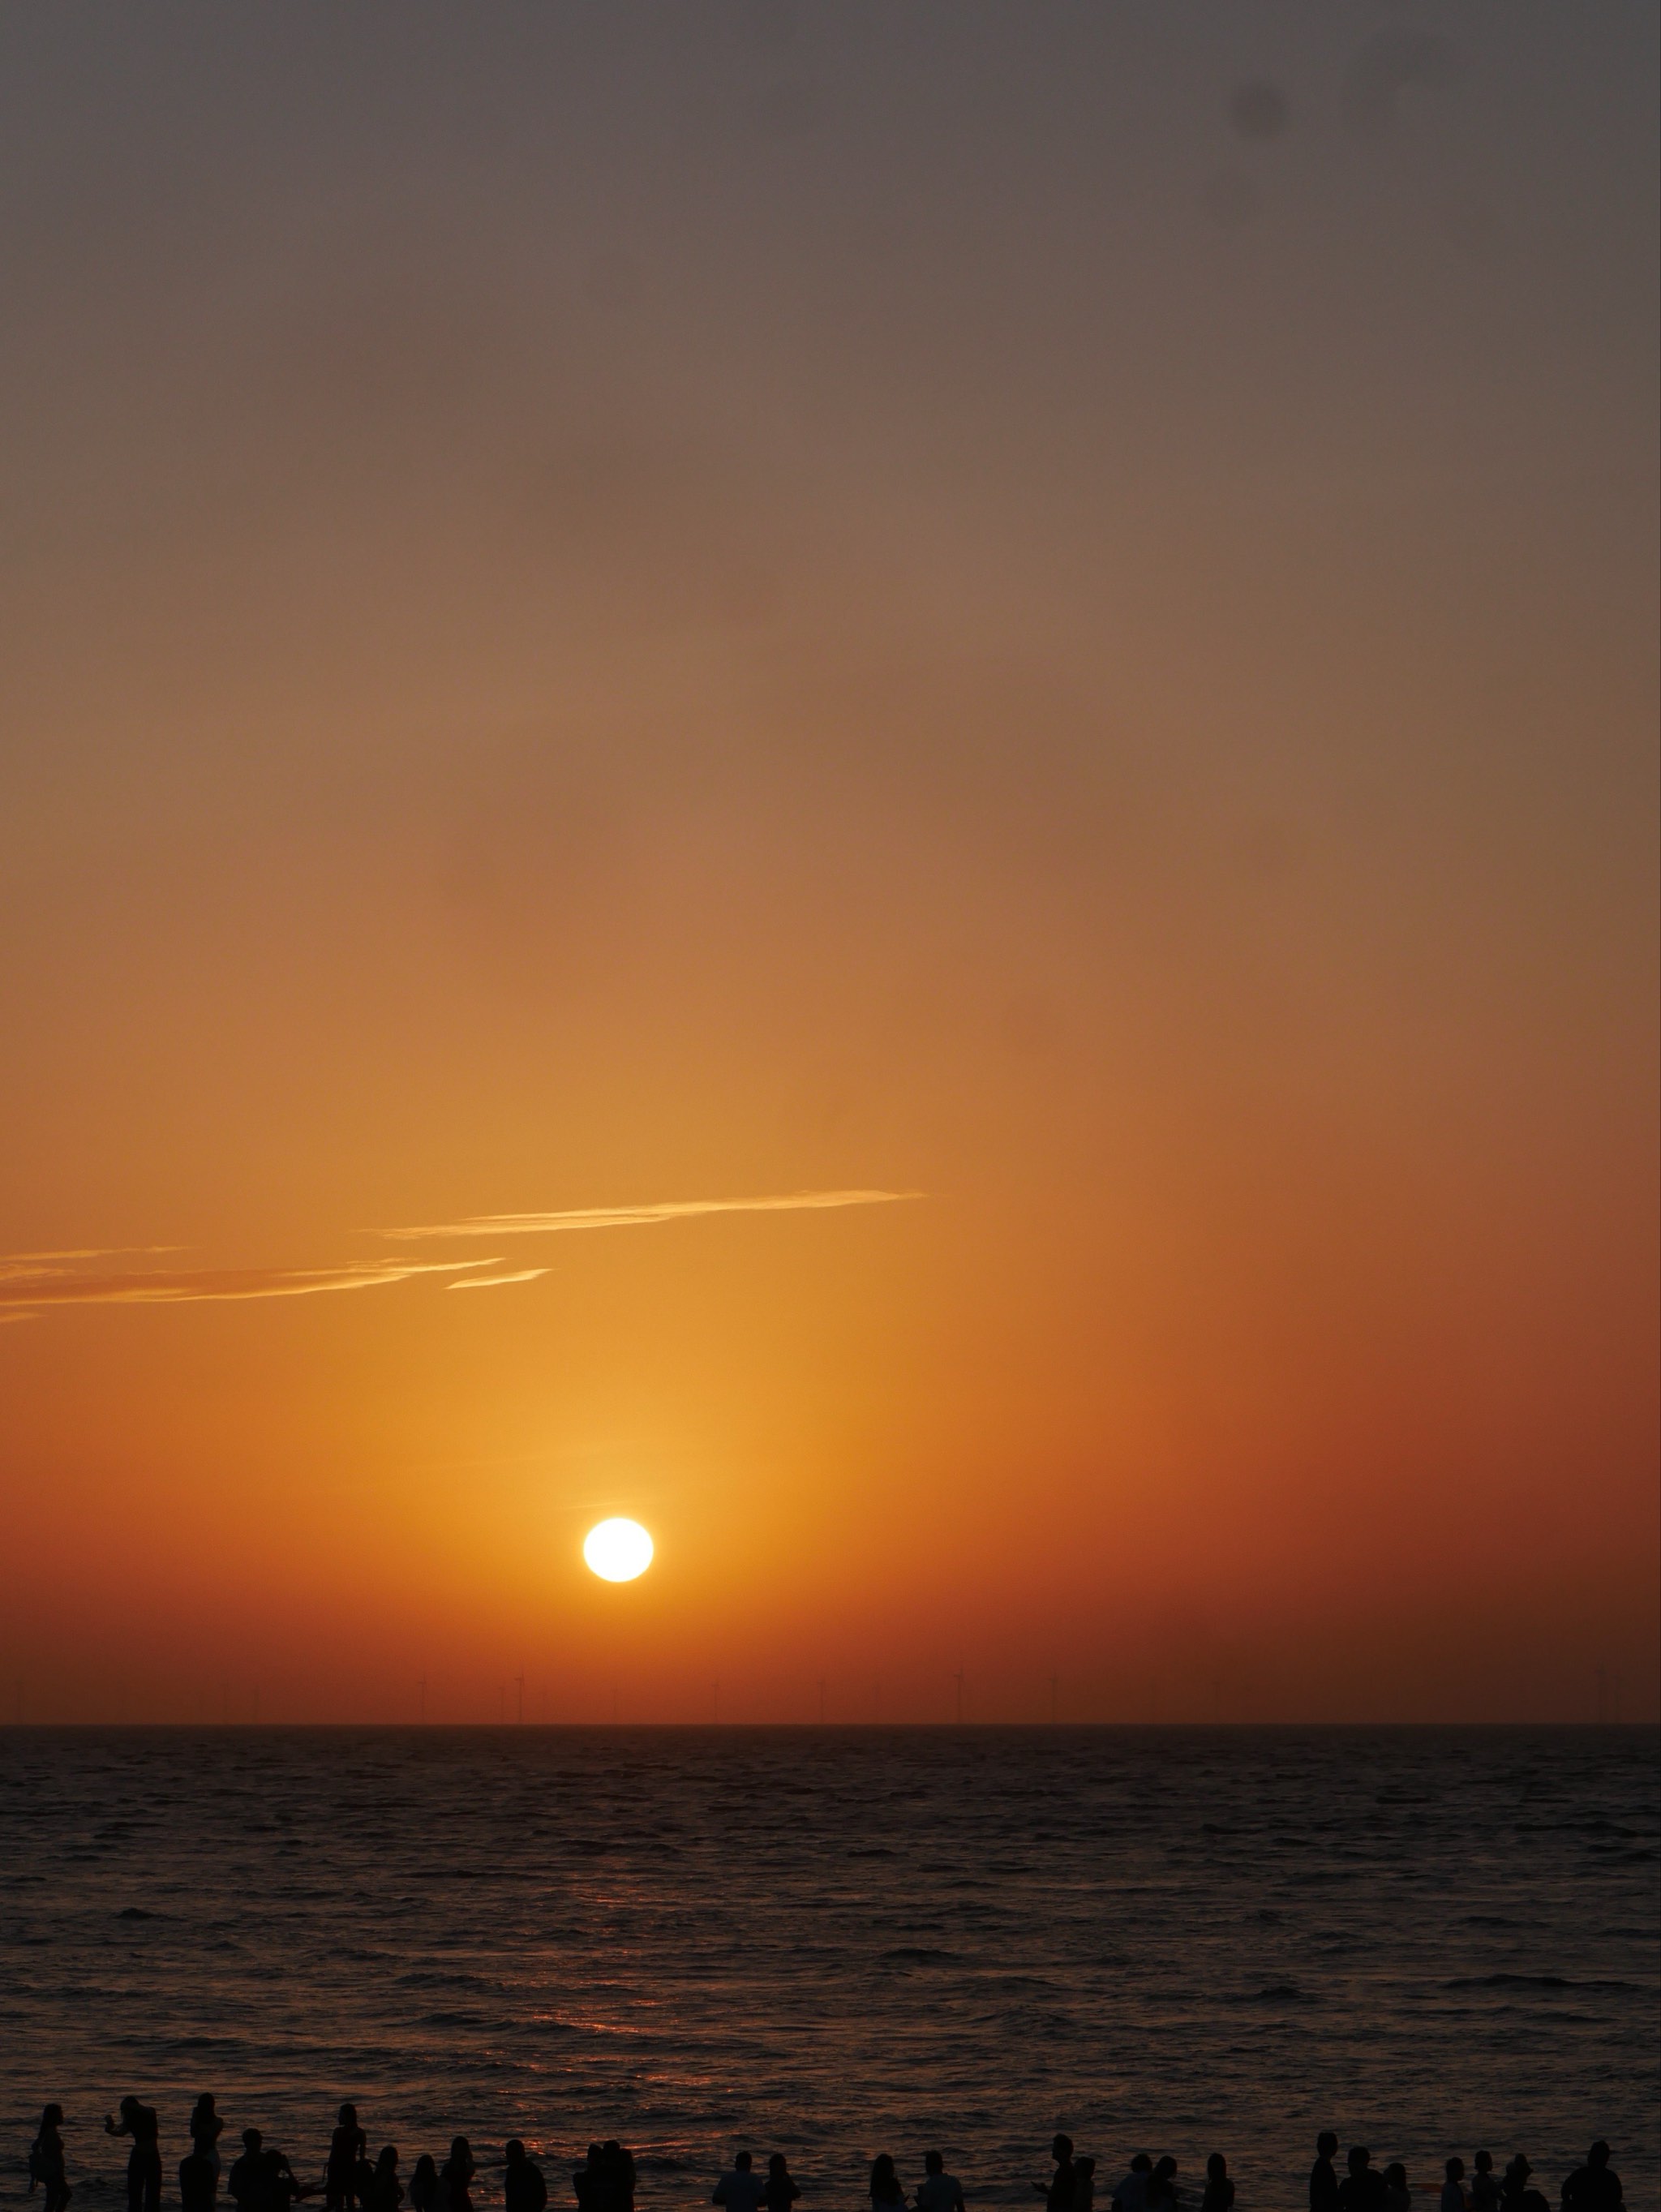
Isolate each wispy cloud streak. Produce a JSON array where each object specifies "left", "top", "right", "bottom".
[
  {"left": 385, "top": 1189, "right": 921, "bottom": 1241},
  {"left": 448, "top": 1269, "right": 549, "bottom": 1291},
  {"left": 0, "top": 1258, "right": 499, "bottom": 1310},
  {"left": 0, "top": 1188, "right": 916, "bottom": 1316}
]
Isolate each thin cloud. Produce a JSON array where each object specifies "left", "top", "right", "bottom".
[
  {"left": 384, "top": 1188, "right": 921, "bottom": 1241},
  {"left": 0, "top": 1257, "right": 500, "bottom": 1311},
  {"left": 448, "top": 1269, "right": 550, "bottom": 1290},
  {"left": 4, "top": 1244, "right": 187, "bottom": 1262}
]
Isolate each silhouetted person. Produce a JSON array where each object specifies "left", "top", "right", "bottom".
[
  {"left": 266, "top": 2148, "right": 307, "bottom": 2212},
  {"left": 1470, "top": 2157, "right": 1499, "bottom": 2212},
  {"left": 916, "top": 2154, "right": 964, "bottom": 2212},
  {"left": 871, "top": 2157, "right": 908, "bottom": 2212},
  {"left": 1146, "top": 2161, "right": 1178, "bottom": 2212},
  {"left": 1443, "top": 2161, "right": 1468, "bottom": 2212},
  {"left": 409, "top": 2158, "right": 439, "bottom": 2212},
  {"left": 31, "top": 2104, "right": 71, "bottom": 2212},
  {"left": 1500, "top": 2164, "right": 1530, "bottom": 2212},
  {"left": 1561, "top": 2145, "right": 1622, "bottom": 2212},
  {"left": 1074, "top": 2162, "right": 1096, "bottom": 2212},
  {"left": 1200, "top": 2158, "right": 1233, "bottom": 2212},
  {"left": 1312, "top": 2140, "right": 1341, "bottom": 2212},
  {"left": 182, "top": 2154, "right": 219, "bottom": 2212},
  {"left": 715, "top": 2156, "right": 766, "bottom": 2212},
  {"left": 602, "top": 2144, "right": 636, "bottom": 2212},
  {"left": 364, "top": 2152, "right": 403, "bottom": 2212},
  {"left": 763, "top": 2157, "right": 800, "bottom": 2212},
  {"left": 1114, "top": 2158, "right": 1153, "bottom": 2212},
  {"left": 573, "top": 2150, "right": 607, "bottom": 2212},
  {"left": 328, "top": 2110, "right": 367, "bottom": 2212},
  {"left": 1035, "top": 2141, "right": 1075, "bottom": 2212},
  {"left": 1338, "top": 2150, "right": 1383, "bottom": 2212},
  {"left": 230, "top": 2131, "right": 270, "bottom": 2212},
  {"left": 438, "top": 2141, "right": 474, "bottom": 2212},
  {"left": 1383, "top": 2167, "right": 1410, "bottom": 2212},
  {"left": 505, "top": 2145, "right": 547, "bottom": 2212},
  {"left": 191, "top": 2100, "right": 225, "bottom": 2204},
  {"left": 106, "top": 2098, "right": 162, "bottom": 2212}
]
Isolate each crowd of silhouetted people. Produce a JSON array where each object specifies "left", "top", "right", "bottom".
[{"left": 26, "top": 2105, "right": 1628, "bottom": 2212}]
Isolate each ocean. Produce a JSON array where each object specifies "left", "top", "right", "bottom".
[{"left": 1, "top": 1729, "right": 1655, "bottom": 2209}]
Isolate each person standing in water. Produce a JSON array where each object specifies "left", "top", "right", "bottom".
[
  {"left": 762, "top": 2157, "right": 800, "bottom": 2212},
  {"left": 363, "top": 2150, "right": 403, "bottom": 2212},
  {"left": 408, "top": 2158, "right": 439, "bottom": 2212},
  {"left": 105, "top": 2098, "right": 163, "bottom": 2212},
  {"left": 191, "top": 2100, "right": 225, "bottom": 2206},
  {"left": 1114, "top": 2158, "right": 1153, "bottom": 2212},
  {"left": 1200, "top": 2158, "right": 1233, "bottom": 2212},
  {"left": 1561, "top": 2145, "right": 1624, "bottom": 2212},
  {"left": 438, "top": 2139, "right": 474, "bottom": 2212},
  {"left": 504, "top": 2144, "right": 547, "bottom": 2212},
  {"left": 181, "top": 2151, "right": 219, "bottom": 2212},
  {"left": 31, "top": 2105, "right": 71, "bottom": 2212},
  {"left": 327, "top": 2110, "right": 367, "bottom": 2212},
  {"left": 714, "top": 2155, "right": 766, "bottom": 2212},
  {"left": 1145, "top": 2160, "right": 1178, "bottom": 2212},
  {"left": 1311, "top": 2140, "right": 1341, "bottom": 2212},
  {"left": 915, "top": 2154, "right": 964, "bottom": 2212},
  {"left": 1034, "top": 2141, "right": 1076, "bottom": 2212}
]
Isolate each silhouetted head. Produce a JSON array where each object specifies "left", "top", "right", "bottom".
[
  {"left": 414, "top": 2159, "right": 438, "bottom": 2184},
  {"left": 119, "top": 2100, "right": 143, "bottom": 2124},
  {"left": 449, "top": 2141, "right": 470, "bottom": 2167},
  {"left": 1348, "top": 2153, "right": 1371, "bottom": 2177},
  {"left": 769, "top": 2158, "right": 788, "bottom": 2179},
  {"left": 1506, "top": 2162, "right": 1530, "bottom": 2187},
  {"left": 506, "top": 2145, "right": 525, "bottom": 2167},
  {"left": 1474, "top": 2157, "right": 1492, "bottom": 2178},
  {"left": 243, "top": 2133, "right": 263, "bottom": 2155},
  {"left": 1318, "top": 2139, "right": 1339, "bottom": 2163},
  {"left": 377, "top": 2152, "right": 398, "bottom": 2174},
  {"left": 872, "top": 2158, "right": 898, "bottom": 2192},
  {"left": 194, "top": 2098, "right": 217, "bottom": 2118},
  {"left": 736, "top": 2155, "right": 753, "bottom": 2174},
  {"left": 1054, "top": 2141, "right": 1074, "bottom": 2165},
  {"left": 1075, "top": 2163, "right": 1095, "bottom": 2184},
  {"left": 585, "top": 2151, "right": 603, "bottom": 2169},
  {"left": 1588, "top": 2150, "right": 1609, "bottom": 2171},
  {"left": 1153, "top": 2163, "right": 1177, "bottom": 2184},
  {"left": 1384, "top": 2171, "right": 1406, "bottom": 2193},
  {"left": 42, "top": 2107, "right": 65, "bottom": 2131},
  {"left": 1207, "top": 2158, "right": 1226, "bottom": 2182},
  {"left": 341, "top": 2110, "right": 358, "bottom": 2130},
  {"left": 1447, "top": 2163, "right": 1466, "bottom": 2184},
  {"left": 1131, "top": 2159, "right": 1152, "bottom": 2178},
  {"left": 925, "top": 2157, "right": 944, "bottom": 2177},
  {"left": 602, "top": 2146, "right": 621, "bottom": 2161}
]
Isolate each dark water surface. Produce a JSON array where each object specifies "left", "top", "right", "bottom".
[{"left": 1, "top": 1729, "right": 1655, "bottom": 2208}]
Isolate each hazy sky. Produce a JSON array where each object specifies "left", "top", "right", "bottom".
[{"left": 2, "top": 3, "right": 1655, "bottom": 1722}]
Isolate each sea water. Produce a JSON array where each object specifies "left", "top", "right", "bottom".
[{"left": 0, "top": 1729, "right": 1655, "bottom": 2207}]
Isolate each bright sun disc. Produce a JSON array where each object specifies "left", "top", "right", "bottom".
[{"left": 583, "top": 1518, "right": 654, "bottom": 1583}]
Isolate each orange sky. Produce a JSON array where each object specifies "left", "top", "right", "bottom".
[{"left": 1, "top": 6, "right": 1655, "bottom": 1723}]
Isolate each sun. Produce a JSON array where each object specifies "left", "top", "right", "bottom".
[{"left": 583, "top": 1517, "right": 654, "bottom": 1583}]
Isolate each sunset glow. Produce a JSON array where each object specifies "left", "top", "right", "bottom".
[{"left": 0, "top": 6, "right": 1654, "bottom": 1729}]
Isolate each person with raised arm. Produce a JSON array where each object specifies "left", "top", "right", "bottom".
[{"left": 105, "top": 2098, "right": 163, "bottom": 2212}]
